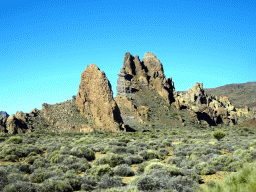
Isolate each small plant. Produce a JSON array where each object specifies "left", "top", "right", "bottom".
[
  {"left": 212, "top": 131, "right": 226, "bottom": 141},
  {"left": 72, "top": 95, "right": 76, "bottom": 100},
  {"left": 7, "top": 136, "right": 23, "bottom": 144}
]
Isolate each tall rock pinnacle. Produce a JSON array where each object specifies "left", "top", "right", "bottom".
[
  {"left": 76, "top": 63, "right": 123, "bottom": 132},
  {"left": 116, "top": 52, "right": 175, "bottom": 104}
]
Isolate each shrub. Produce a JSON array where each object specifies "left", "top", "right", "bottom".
[
  {"left": 138, "top": 149, "right": 162, "bottom": 160},
  {"left": 19, "top": 163, "right": 31, "bottom": 174},
  {"left": 158, "top": 148, "right": 169, "bottom": 157},
  {"left": 94, "top": 153, "right": 125, "bottom": 168},
  {"left": 113, "top": 164, "right": 135, "bottom": 177},
  {"left": 2, "top": 181, "right": 36, "bottom": 192},
  {"left": 4, "top": 155, "right": 19, "bottom": 162},
  {"left": 196, "top": 161, "right": 256, "bottom": 192},
  {"left": 136, "top": 175, "right": 161, "bottom": 191},
  {"left": 79, "top": 175, "right": 98, "bottom": 191},
  {"left": 7, "top": 136, "right": 23, "bottom": 144},
  {"left": 212, "top": 131, "right": 226, "bottom": 141},
  {"left": 125, "top": 155, "right": 144, "bottom": 165},
  {"left": 0, "top": 137, "right": 6, "bottom": 142},
  {"left": 136, "top": 161, "right": 150, "bottom": 175},
  {"left": 38, "top": 178, "right": 73, "bottom": 192},
  {"left": 87, "top": 164, "right": 114, "bottom": 180},
  {"left": 29, "top": 169, "right": 57, "bottom": 183},
  {"left": 98, "top": 174, "right": 125, "bottom": 189},
  {"left": 0, "top": 168, "right": 9, "bottom": 189},
  {"left": 110, "top": 146, "right": 127, "bottom": 154},
  {"left": 68, "top": 160, "right": 91, "bottom": 173},
  {"left": 144, "top": 162, "right": 166, "bottom": 174},
  {"left": 70, "top": 145, "right": 95, "bottom": 161}
]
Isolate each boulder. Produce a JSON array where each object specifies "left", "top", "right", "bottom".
[
  {"left": 76, "top": 63, "right": 124, "bottom": 132},
  {"left": 0, "top": 116, "right": 7, "bottom": 133},
  {"left": 6, "top": 115, "right": 29, "bottom": 134}
]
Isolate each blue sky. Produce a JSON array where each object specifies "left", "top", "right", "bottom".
[{"left": 1, "top": 0, "right": 255, "bottom": 116}]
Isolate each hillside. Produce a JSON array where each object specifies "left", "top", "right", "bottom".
[{"left": 204, "top": 82, "right": 256, "bottom": 109}]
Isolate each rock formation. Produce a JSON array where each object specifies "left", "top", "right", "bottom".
[
  {"left": 0, "top": 111, "right": 9, "bottom": 119},
  {"left": 0, "top": 108, "right": 40, "bottom": 134},
  {"left": 76, "top": 63, "right": 124, "bottom": 132},
  {"left": 116, "top": 52, "right": 175, "bottom": 104},
  {"left": 174, "top": 82, "right": 253, "bottom": 126}
]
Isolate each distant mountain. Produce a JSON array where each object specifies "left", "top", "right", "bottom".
[
  {"left": 0, "top": 111, "right": 9, "bottom": 119},
  {"left": 205, "top": 82, "right": 256, "bottom": 109}
]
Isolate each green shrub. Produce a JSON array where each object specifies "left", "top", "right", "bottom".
[
  {"left": 70, "top": 145, "right": 95, "bottom": 161},
  {"left": 6, "top": 136, "right": 23, "bottom": 144},
  {"left": 87, "top": 164, "right": 114, "bottom": 180},
  {"left": 197, "top": 161, "right": 256, "bottom": 192},
  {"left": 94, "top": 153, "right": 125, "bottom": 168},
  {"left": 144, "top": 162, "right": 166, "bottom": 174},
  {"left": 98, "top": 174, "right": 125, "bottom": 189},
  {"left": 2, "top": 181, "right": 36, "bottom": 192},
  {"left": 138, "top": 149, "right": 162, "bottom": 160},
  {"left": 4, "top": 155, "right": 19, "bottom": 162},
  {"left": 38, "top": 178, "right": 73, "bottom": 192},
  {"left": 212, "top": 131, "right": 226, "bottom": 141},
  {"left": 0, "top": 137, "right": 6, "bottom": 142},
  {"left": 113, "top": 164, "right": 135, "bottom": 176}
]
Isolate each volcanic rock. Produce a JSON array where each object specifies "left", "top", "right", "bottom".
[
  {"left": 6, "top": 115, "right": 30, "bottom": 134},
  {"left": 116, "top": 52, "right": 175, "bottom": 104},
  {"left": 76, "top": 63, "right": 124, "bottom": 132},
  {"left": 0, "top": 111, "right": 9, "bottom": 119}
]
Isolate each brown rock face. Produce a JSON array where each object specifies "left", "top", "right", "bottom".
[
  {"left": 76, "top": 63, "right": 123, "bottom": 132},
  {"left": 116, "top": 52, "right": 175, "bottom": 104},
  {"left": 6, "top": 115, "right": 30, "bottom": 134}
]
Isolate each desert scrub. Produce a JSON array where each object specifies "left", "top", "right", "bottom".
[
  {"left": 86, "top": 164, "right": 114, "bottom": 180},
  {"left": 196, "top": 160, "right": 256, "bottom": 192},
  {"left": 113, "top": 164, "right": 135, "bottom": 176},
  {"left": 29, "top": 168, "right": 58, "bottom": 183},
  {"left": 124, "top": 154, "right": 144, "bottom": 165},
  {"left": 70, "top": 145, "right": 95, "bottom": 161},
  {"left": 94, "top": 153, "right": 125, "bottom": 167},
  {"left": 98, "top": 174, "right": 126, "bottom": 190},
  {"left": 138, "top": 149, "right": 162, "bottom": 160},
  {"left": 0, "top": 137, "right": 6, "bottom": 142},
  {"left": 2, "top": 181, "right": 36, "bottom": 192},
  {"left": 6, "top": 136, "right": 23, "bottom": 144},
  {"left": 38, "top": 178, "right": 73, "bottom": 192},
  {"left": 212, "top": 130, "right": 226, "bottom": 141},
  {"left": 0, "top": 168, "right": 9, "bottom": 189}
]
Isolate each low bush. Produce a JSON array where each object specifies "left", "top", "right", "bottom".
[
  {"left": 79, "top": 175, "right": 98, "bottom": 191},
  {"left": 98, "top": 174, "right": 126, "bottom": 189},
  {"left": 0, "top": 168, "right": 9, "bottom": 189},
  {"left": 94, "top": 153, "right": 125, "bottom": 168},
  {"left": 113, "top": 164, "right": 135, "bottom": 177},
  {"left": 197, "top": 161, "right": 256, "bottom": 192},
  {"left": 2, "top": 181, "right": 36, "bottom": 192},
  {"left": 212, "top": 131, "right": 226, "bottom": 141},
  {"left": 6, "top": 136, "right": 23, "bottom": 144},
  {"left": 70, "top": 145, "right": 95, "bottom": 161},
  {"left": 87, "top": 164, "right": 114, "bottom": 180},
  {"left": 138, "top": 149, "right": 162, "bottom": 160},
  {"left": 38, "top": 178, "right": 73, "bottom": 192}
]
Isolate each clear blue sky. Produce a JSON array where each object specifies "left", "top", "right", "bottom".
[{"left": 1, "top": 0, "right": 255, "bottom": 116}]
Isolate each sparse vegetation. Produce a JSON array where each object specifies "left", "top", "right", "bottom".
[{"left": 0, "top": 115, "right": 255, "bottom": 192}]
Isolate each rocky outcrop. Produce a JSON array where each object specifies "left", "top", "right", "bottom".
[
  {"left": 116, "top": 52, "right": 175, "bottom": 104},
  {"left": 0, "top": 108, "right": 40, "bottom": 134},
  {"left": 115, "top": 96, "right": 149, "bottom": 124},
  {"left": 175, "top": 82, "right": 254, "bottom": 126},
  {"left": 0, "top": 111, "right": 9, "bottom": 119},
  {"left": 76, "top": 63, "right": 124, "bottom": 132}
]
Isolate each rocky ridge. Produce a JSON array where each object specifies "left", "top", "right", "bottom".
[{"left": 0, "top": 52, "right": 255, "bottom": 134}]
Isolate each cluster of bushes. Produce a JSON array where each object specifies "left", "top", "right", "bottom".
[{"left": 0, "top": 125, "right": 255, "bottom": 191}]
